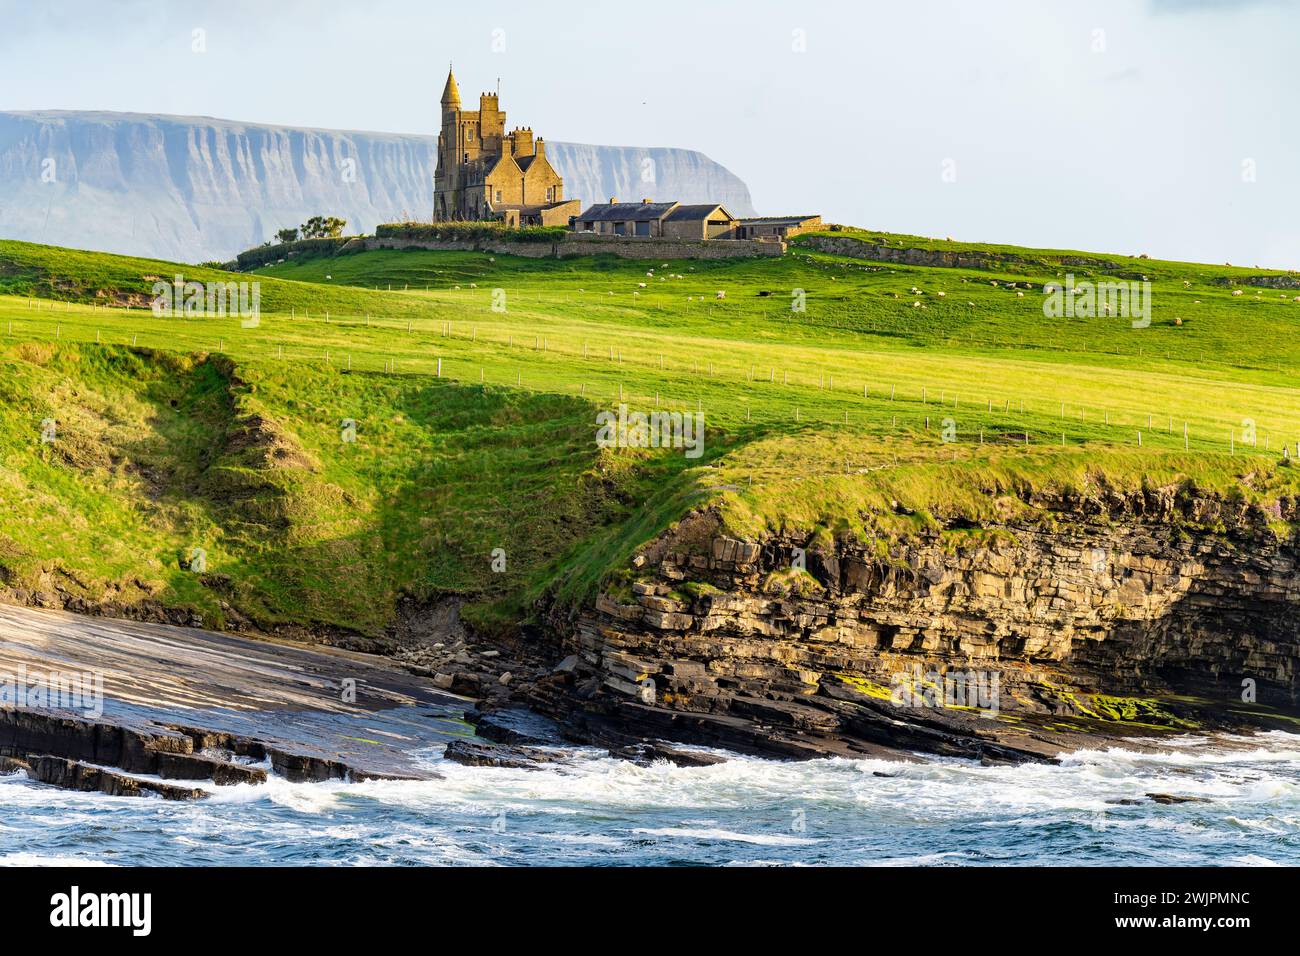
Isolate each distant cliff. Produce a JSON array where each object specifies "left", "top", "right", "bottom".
[{"left": 0, "top": 110, "right": 756, "bottom": 264}]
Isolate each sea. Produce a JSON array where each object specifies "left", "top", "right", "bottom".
[{"left": 2, "top": 731, "right": 1298, "bottom": 866}]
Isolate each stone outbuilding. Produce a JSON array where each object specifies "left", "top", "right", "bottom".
[
  {"left": 572, "top": 200, "right": 679, "bottom": 237},
  {"left": 573, "top": 200, "right": 739, "bottom": 239},
  {"left": 735, "top": 215, "right": 823, "bottom": 240},
  {"left": 662, "top": 203, "right": 738, "bottom": 240}
]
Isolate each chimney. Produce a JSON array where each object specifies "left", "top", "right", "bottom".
[{"left": 535, "top": 137, "right": 545, "bottom": 159}]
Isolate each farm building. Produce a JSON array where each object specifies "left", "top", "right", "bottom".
[
  {"left": 573, "top": 201, "right": 820, "bottom": 242},
  {"left": 573, "top": 200, "right": 739, "bottom": 238},
  {"left": 735, "top": 215, "right": 823, "bottom": 240}
]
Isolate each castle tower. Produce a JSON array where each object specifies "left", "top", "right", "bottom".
[
  {"left": 440, "top": 67, "right": 460, "bottom": 111},
  {"left": 432, "top": 69, "right": 572, "bottom": 224},
  {"left": 434, "top": 67, "right": 462, "bottom": 220}
]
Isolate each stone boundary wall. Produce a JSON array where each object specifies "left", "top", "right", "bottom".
[
  {"left": 363, "top": 233, "right": 785, "bottom": 260},
  {"left": 562, "top": 233, "right": 784, "bottom": 259},
  {"left": 364, "top": 237, "right": 556, "bottom": 259},
  {"left": 796, "top": 235, "right": 1121, "bottom": 273},
  {"left": 800, "top": 235, "right": 1300, "bottom": 287}
]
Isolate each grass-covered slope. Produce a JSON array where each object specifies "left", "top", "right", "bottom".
[
  {"left": 0, "top": 342, "right": 705, "bottom": 638},
  {"left": 1, "top": 231, "right": 1297, "bottom": 639}
]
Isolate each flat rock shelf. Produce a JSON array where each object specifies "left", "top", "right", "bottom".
[{"left": 0, "top": 604, "right": 472, "bottom": 797}]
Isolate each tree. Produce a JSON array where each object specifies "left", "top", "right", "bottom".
[
  {"left": 299, "top": 216, "right": 347, "bottom": 239},
  {"left": 276, "top": 227, "right": 299, "bottom": 243}
]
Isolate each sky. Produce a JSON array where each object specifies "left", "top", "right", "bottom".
[{"left": 1, "top": 0, "right": 1297, "bottom": 267}]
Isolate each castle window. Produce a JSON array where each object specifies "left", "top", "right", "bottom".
[{"left": 495, "top": 190, "right": 502, "bottom": 202}]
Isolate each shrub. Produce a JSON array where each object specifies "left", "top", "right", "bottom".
[
  {"left": 374, "top": 221, "right": 567, "bottom": 244},
  {"left": 234, "top": 237, "right": 352, "bottom": 270}
]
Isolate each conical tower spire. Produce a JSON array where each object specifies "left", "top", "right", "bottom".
[{"left": 441, "top": 65, "right": 461, "bottom": 109}]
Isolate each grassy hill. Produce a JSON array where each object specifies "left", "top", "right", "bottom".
[{"left": 1, "top": 234, "right": 1298, "bottom": 640}]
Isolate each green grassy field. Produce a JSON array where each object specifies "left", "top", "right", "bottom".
[{"left": 1, "top": 233, "right": 1297, "bottom": 637}]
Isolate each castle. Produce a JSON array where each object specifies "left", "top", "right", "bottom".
[
  {"left": 431, "top": 68, "right": 822, "bottom": 243},
  {"left": 433, "top": 68, "right": 580, "bottom": 226}
]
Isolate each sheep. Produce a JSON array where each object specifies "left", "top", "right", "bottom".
[
  {"left": 716, "top": 291, "right": 726, "bottom": 299},
  {"left": 469, "top": 283, "right": 478, "bottom": 288},
  {"left": 1016, "top": 291, "right": 1024, "bottom": 298},
  {"left": 913, "top": 301, "right": 921, "bottom": 308},
  {"left": 936, "top": 291, "right": 946, "bottom": 297},
  {"left": 638, "top": 282, "right": 647, "bottom": 288},
  {"left": 1232, "top": 289, "right": 1244, "bottom": 296}
]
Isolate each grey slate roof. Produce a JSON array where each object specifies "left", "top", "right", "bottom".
[
  {"left": 737, "top": 215, "right": 820, "bottom": 225},
  {"left": 664, "top": 203, "right": 734, "bottom": 222},
  {"left": 574, "top": 201, "right": 679, "bottom": 222}
]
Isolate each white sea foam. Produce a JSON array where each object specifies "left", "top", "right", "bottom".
[
  {"left": 0, "top": 852, "right": 116, "bottom": 867},
  {"left": 869, "top": 850, "right": 974, "bottom": 866},
  {"left": 631, "top": 827, "right": 819, "bottom": 846},
  {"left": 1, "top": 731, "right": 1298, "bottom": 865}
]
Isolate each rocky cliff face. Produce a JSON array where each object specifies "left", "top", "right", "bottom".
[
  {"left": 0, "top": 110, "right": 756, "bottom": 264},
  {"left": 531, "top": 486, "right": 1300, "bottom": 761}
]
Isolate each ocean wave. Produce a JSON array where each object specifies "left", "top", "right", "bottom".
[
  {"left": 631, "top": 827, "right": 819, "bottom": 846},
  {"left": 0, "top": 852, "right": 116, "bottom": 867},
  {"left": 2, "top": 729, "right": 1299, "bottom": 865}
]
